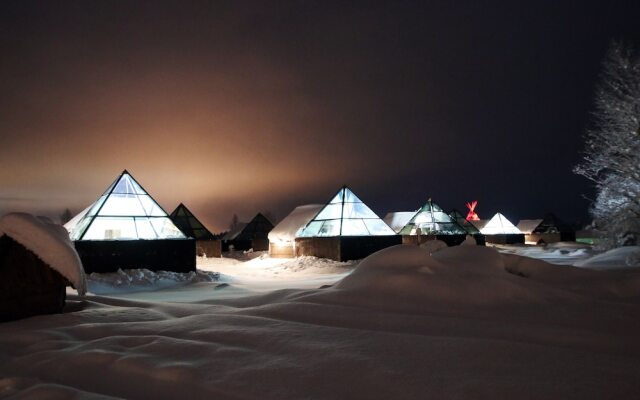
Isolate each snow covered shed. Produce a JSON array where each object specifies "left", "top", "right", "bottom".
[
  {"left": 397, "top": 199, "right": 476, "bottom": 246},
  {"left": 223, "top": 213, "right": 274, "bottom": 251},
  {"left": 268, "top": 204, "right": 323, "bottom": 258},
  {"left": 517, "top": 213, "right": 576, "bottom": 244},
  {"left": 170, "top": 203, "right": 221, "bottom": 257},
  {"left": 294, "top": 186, "right": 401, "bottom": 261},
  {"left": 65, "top": 170, "right": 195, "bottom": 274},
  {"left": 383, "top": 212, "right": 417, "bottom": 233},
  {"left": 1, "top": 213, "right": 86, "bottom": 322},
  {"left": 480, "top": 213, "right": 524, "bottom": 244}
]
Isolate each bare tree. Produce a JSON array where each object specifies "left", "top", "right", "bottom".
[
  {"left": 574, "top": 41, "right": 640, "bottom": 248},
  {"left": 229, "top": 213, "right": 239, "bottom": 231}
]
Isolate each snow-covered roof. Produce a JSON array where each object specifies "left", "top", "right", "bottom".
[
  {"left": 1, "top": 213, "right": 87, "bottom": 294},
  {"left": 517, "top": 219, "right": 544, "bottom": 234},
  {"left": 383, "top": 212, "right": 417, "bottom": 233},
  {"left": 480, "top": 213, "right": 522, "bottom": 235},
  {"left": 223, "top": 222, "right": 247, "bottom": 241},
  {"left": 269, "top": 204, "right": 324, "bottom": 243}
]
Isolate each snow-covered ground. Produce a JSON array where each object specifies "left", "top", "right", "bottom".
[
  {"left": 490, "top": 241, "right": 596, "bottom": 265},
  {"left": 1, "top": 243, "right": 640, "bottom": 399}
]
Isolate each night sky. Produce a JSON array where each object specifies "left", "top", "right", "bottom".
[{"left": 1, "top": 1, "right": 639, "bottom": 231}]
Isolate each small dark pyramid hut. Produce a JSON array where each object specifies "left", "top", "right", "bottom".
[
  {"left": 517, "top": 213, "right": 576, "bottom": 244},
  {"left": 223, "top": 213, "right": 274, "bottom": 251},
  {"left": 170, "top": 203, "right": 221, "bottom": 257},
  {"left": 449, "top": 209, "right": 485, "bottom": 245}
]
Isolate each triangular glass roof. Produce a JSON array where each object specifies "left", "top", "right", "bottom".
[
  {"left": 399, "top": 200, "right": 467, "bottom": 235},
  {"left": 480, "top": 213, "right": 522, "bottom": 235},
  {"left": 67, "top": 170, "right": 186, "bottom": 241},
  {"left": 449, "top": 209, "right": 480, "bottom": 234},
  {"left": 297, "top": 187, "right": 395, "bottom": 237},
  {"left": 169, "top": 203, "right": 216, "bottom": 240}
]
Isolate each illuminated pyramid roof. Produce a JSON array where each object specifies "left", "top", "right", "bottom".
[
  {"left": 399, "top": 199, "right": 467, "bottom": 235},
  {"left": 170, "top": 203, "right": 216, "bottom": 240},
  {"left": 66, "top": 170, "right": 186, "bottom": 241},
  {"left": 480, "top": 213, "right": 522, "bottom": 235},
  {"left": 297, "top": 186, "right": 395, "bottom": 237}
]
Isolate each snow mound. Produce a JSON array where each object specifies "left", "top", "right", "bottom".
[
  {"left": 0, "top": 212, "right": 86, "bottom": 295},
  {"left": 461, "top": 235, "right": 477, "bottom": 245},
  {"left": 87, "top": 268, "right": 219, "bottom": 294},
  {"left": 333, "top": 245, "right": 640, "bottom": 310},
  {"left": 2, "top": 244, "right": 640, "bottom": 398},
  {"left": 574, "top": 246, "right": 640, "bottom": 270},
  {"left": 419, "top": 239, "right": 448, "bottom": 253}
]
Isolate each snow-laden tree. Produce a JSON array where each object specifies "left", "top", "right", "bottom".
[{"left": 574, "top": 42, "right": 640, "bottom": 248}]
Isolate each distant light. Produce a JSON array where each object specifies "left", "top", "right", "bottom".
[{"left": 465, "top": 200, "right": 480, "bottom": 221}]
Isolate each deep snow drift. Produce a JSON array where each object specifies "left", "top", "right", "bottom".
[{"left": 1, "top": 245, "right": 640, "bottom": 399}]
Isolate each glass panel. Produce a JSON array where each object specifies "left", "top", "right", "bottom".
[
  {"left": 297, "top": 220, "right": 323, "bottom": 237},
  {"left": 433, "top": 211, "right": 452, "bottom": 223},
  {"left": 99, "top": 194, "right": 146, "bottom": 216},
  {"left": 341, "top": 219, "right": 369, "bottom": 236},
  {"left": 137, "top": 195, "right": 165, "bottom": 216},
  {"left": 343, "top": 189, "right": 360, "bottom": 204},
  {"left": 481, "top": 214, "right": 520, "bottom": 234},
  {"left": 135, "top": 218, "right": 158, "bottom": 239},
  {"left": 150, "top": 218, "right": 186, "bottom": 239},
  {"left": 70, "top": 217, "right": 92, "bottom": 240},
  {"left": 87, "top": 195, "right": 108, "bottom": 217},
  {"left": 188, "top": 217, "right": 204, "bottom": 229},
  {"left": 82, "top": 217, "right": 138, "bottom": 240},
  {"left": 328, "top": 190, "right": 344, "bottom": 204},
  {"left": 317, "top": 220, "right": 340, "bottom": 237},
  {"left": 112, "top": 175, "right": 147, "bottom": 195},
  {"left": 343, "top": 202, "right": 378, "bottom": 219},
  {"left": 413, "top": 212, "right": 434, "bottom": 225},
  {"left": 364, "top": 219, "right": 395, "bottom": 235},
  {"left": 315, "top": 203, "right": 343, "bottom": 220}
]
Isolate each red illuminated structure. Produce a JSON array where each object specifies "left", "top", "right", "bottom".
[{"left": 465, "top": 201, "right": 480, "bottom": 221}]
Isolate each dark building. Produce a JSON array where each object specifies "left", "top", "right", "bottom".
[
  {"left": 170, "top": 203, "right": 221, "bottom": 257},
  {"left": 223, "top": 213, "right": 274, "bottom": 251}
]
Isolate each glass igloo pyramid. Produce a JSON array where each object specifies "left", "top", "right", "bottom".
[
  {"left": 480, "top": 213, "right": 522, "bottom": 235},
  {"left": 170, "top": 203, "right": 216, "bottom": 240},
  {"left": 297, "top": 186, "right": 395, "bottom": 237},
  {"left": 399, "top": 199, "right": 467, "bottom": 235},
  {"left": 66, "top": 170, "right": 186, "bottom": 241}
]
